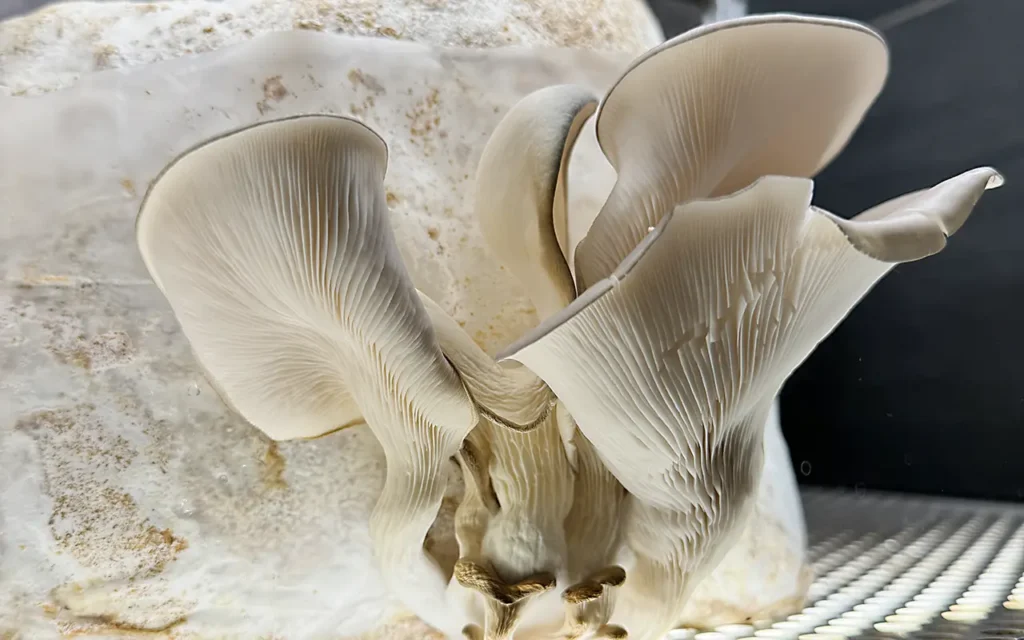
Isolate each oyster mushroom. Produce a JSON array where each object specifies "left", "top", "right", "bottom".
[
  {"left": 557, "top": 565, "right": 629, "bottom": 639},
  {"left": 130, "top": 12, "right": 1003, "bottom": 640},
  {"left": 133, "top": 93, "right": 619, "bottom": 638},
  {"left": 443, "top": 83, "right": 627, "bottom": 638},
  {"left": 572, "top": 13, "right": 889, "bottom": 290},
  {"left": 505, "top": 169, "right": 1001, "bottom": 638},
  {"left": 475, "top": 83, "right": 597, "bottom": 318},
  {"left": 135, "top": 114, "right": 479, "bottom": 635},
  {"left": 422, "top": 294, "right": 574, "bottom": 621},
  {"left": 497, "top": 13, "right": 1002, "bottom": 640}
]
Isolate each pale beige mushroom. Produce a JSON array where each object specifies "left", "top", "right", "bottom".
[
  {"left": 135, "top": 114, "right": 478, "bottom": 635},
  {"left": 443, "top": 83, "right": 630, "bottom": 638},
  {"left": 476, "top": 83, "right": 598, "bottom": 318},
  {"left": 494, "top": 16, "right": 1000, "bottom": 637},
  {"left": 133, "top": 90, "right": 617, "bottom": 639},
  {"left": 502, "top": 170, "right": 1001, "bottom": 638},
  {"left": 562, "top": 418, "right": 626, "bottom": 589},
  {"left": 131, "top": 14, "right": 1004, "bottom": 640},
  {"left": 455, "top": 559, "right": 557, "bottom": 640},
  {"left": 558, "top": 565, "right": 628, "bottom": 639},
  {"left": 422, "top": 295, "right": 574, "bottom": 607},
  {"left": 573, "top": 13, "right": 889, "bottom": 289}
]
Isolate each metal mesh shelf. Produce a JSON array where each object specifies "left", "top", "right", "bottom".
[
  {"left": 776, "top": 490, "right": 1024, "bottom": 640},
  {"left": 672, "top": 490, "right": 1024, "bottom": 640}
]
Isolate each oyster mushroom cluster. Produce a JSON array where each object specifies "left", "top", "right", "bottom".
[{"left": 135, "top": 13, "right": 1001, "bottom": 640}]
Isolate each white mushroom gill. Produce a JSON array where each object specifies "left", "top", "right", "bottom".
[
  {"left": 133, "top": 12, "right": 1004, "bottom": 640},
  {"left": 135, "top": 115, "right": 479, "bottom": 636}
]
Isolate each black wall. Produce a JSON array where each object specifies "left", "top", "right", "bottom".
[{"left": 0, "top": 0, "right": 44, "bottom": 20}]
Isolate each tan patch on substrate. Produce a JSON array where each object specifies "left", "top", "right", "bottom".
[
  {"left": 46, "top": 329, "right": 135, "bottom": 371},
  {"left": 261, "top": 441, "right": 287, "bottom": 490},
  {"left": 348, "top": 614, "right": 445, "bottom": 640},
  {"left": 15, "top": 406, "right": 187, "bottom": 578},
  {"left": 675, "top": 565, "right": 813, "bottom": 629},
  {"left": 55, "top": 612, "right": 186, "bottom": 638}
]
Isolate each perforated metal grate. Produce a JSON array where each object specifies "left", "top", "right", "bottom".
[{"left": 671, "top": 489, "right": 1024, "bottom": 640}]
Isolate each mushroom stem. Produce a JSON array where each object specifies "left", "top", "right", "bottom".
[
  {"left": 564, "top": 430, "right": 626, "bottom": 584},
  {"left": 560, "top": 566, "right": 628, "bottom": 639},
  {"left": 422, "top": 293, "right": 575, "bottom": 624},
  {"left": 371, "top": 432, "right": 465, "bottom": 629},
  {"left": 454, "top": 559, "right": 556, "bottom": 639},
  {"left": 614, "top": 426, "right": 764, "bottom": 640},
  {"left": 476, "top": 414, "right": 574, "bottom": 594}
]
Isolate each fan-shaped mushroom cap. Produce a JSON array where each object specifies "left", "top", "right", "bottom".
[
  {"left": 476, "top": 84, "right": 598, "bottom": 319},
  {"left": 504, "top": 169, "right": 1000, "bottom": 511},
  {"left": 502, "top": 168, "right": 1000, "bottom": 638},
  {"left": 574, "top": 13, "right": 889, "bottom": 289},
  {"left": 136, "top": 114, "right": 478, "bottom": 634},
  {"left": 819, "top": 167, "right": 1004, "bottom": 262}
]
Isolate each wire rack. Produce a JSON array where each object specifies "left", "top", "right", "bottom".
[{"left": 671, "top": 489, "right": 1024, "bottom": 640}]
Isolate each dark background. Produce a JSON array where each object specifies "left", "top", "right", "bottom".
[
  {"left": 4, "top": 0, "right": 1022, "bottom": 501},
  {"left": 0, "top": 0, "right": 43, "bottom": 19}
]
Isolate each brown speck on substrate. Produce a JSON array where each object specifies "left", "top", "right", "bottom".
[
  {"left": 55, "top": 613, "right": 187, "bottom": 637},
  {"left": 347, "top": 68, "right": 386, "bottom": 94},
  {"left": 93, "top": 44, "right": 119, "bottom": 70},
  {"left": 120, "top": 178, "right": 137, "bottom": 197},
  {"left": 58, "top": 347, "right": 92, "bottom": 370},
  {"left": 262, "top": 442, "right": 287, "bottom": 490},
  {"left": 256, "top": 76, "right": 289, "bottom": 115},
  {"left": 385, "top": 190, "right": 400, "bottom": 206},
  {"left": 262, "top": 76, "right": 288, "bottom": 102}
]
